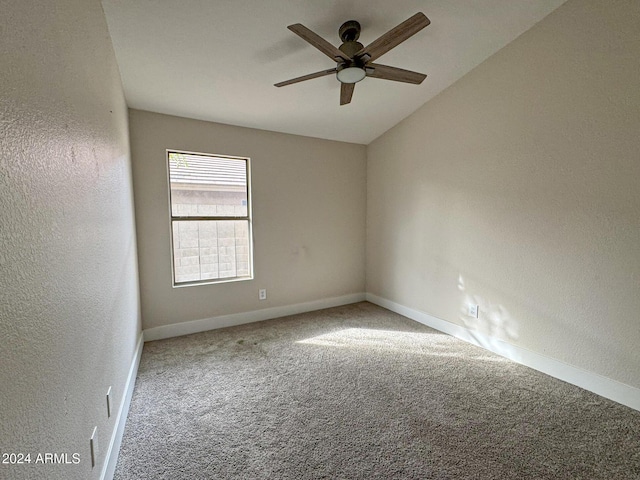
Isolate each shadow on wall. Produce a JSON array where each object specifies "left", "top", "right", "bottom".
[
  {"left": 455, "top": 271, "right": 639, "bottom": 384},
  {"left": 457, "top": 274, "right": 520, "bottom": 344}
]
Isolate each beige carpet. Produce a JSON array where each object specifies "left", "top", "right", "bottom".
[{"left": 114, "top": 302, "right": 640, "bottom": 479}]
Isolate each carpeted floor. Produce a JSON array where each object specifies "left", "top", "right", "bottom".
[{"left": 114, "top": 302, "right": 640, "bottom": 479}]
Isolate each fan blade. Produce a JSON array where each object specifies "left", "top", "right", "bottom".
[
  {"left": 356, "top": 13, "right": 430, "bottom": 63},
  {"left": 340, "top": 82, "right": 355, "bottom": 105},
  {"left": 275, "top": 68, "right": 337, "bottom": 87},
  {"left": 366, "top": 63, "right": 426, "bottom": 84},
  {"left": 288, "top": 24, "right": 351, "bottom": 62}
]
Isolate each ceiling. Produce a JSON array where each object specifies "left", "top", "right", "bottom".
[{"left": 101, "top": 0, "right": 566, "bottom": 145}]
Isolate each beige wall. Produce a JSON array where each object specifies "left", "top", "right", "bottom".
[
  {"left": 0, "top": 1, "right": 141, "bottom": 479},
  {"left": 129, "top": 110, "right": 366, "bottom": 330},
  {"left": 367, "top": 0, "right": 640, "bottom": 388}
]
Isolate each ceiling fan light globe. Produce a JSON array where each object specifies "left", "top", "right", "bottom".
[{"left": 337, "top": 66, "right": 366, "bottom": 84}]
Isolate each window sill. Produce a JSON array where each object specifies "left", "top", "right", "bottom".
[{"left": 172, "top": 274, "right": 253, "bottom": 288}]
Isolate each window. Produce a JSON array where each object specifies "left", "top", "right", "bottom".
[{"left": 168, "top": 150, "right": 253, "bottom": 286}]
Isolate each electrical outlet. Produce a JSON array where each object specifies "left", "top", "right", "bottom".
[
  {"left": 90, "top": 426, "right": 98, "bottom": 468},
  {"left": 106, "top": 386, "right": 112, "bottom": 418},
  {"left": 259, "top": 289, "right": 267, "bottom": 300},
  {"left": 468, "top": 304, "right": 479, "bottom": 318}
]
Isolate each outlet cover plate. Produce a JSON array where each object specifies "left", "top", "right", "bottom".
[
  {"left": 106, "top": 386, "right": 112, "bottom": 418},
  {"left": 90, "top": 426, "right": 98, "bottom": 468}
]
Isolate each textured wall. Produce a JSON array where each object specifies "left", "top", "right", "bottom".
[
  {"left": 129, "top": 110, "right": 366, "bottom": 329},
  {"left": 367, "top": 0, "right": 640, "bottom": 388},
  {"left": 0, "top": 1, "right": 141, "bottom": 479}
]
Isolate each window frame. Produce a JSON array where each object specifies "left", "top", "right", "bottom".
[{"left": 166, "top": 149, "right": 254, "bottom": 287}]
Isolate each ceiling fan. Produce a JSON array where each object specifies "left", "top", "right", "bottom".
[{"left": 275, "top": 12, "right": 431, "bottom": 105}]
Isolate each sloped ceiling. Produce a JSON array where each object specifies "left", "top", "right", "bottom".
[{"left": 101, "top": 0, "right": 566, "bottom": 144}]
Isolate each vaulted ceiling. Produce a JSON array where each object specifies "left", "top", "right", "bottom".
[{"left": 101, "top": 0, "right": 566, "bottom": 144}]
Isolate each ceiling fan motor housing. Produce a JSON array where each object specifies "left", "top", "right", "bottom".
[{"left": 339, "top": 41, "right": 365, "bottom": 61}]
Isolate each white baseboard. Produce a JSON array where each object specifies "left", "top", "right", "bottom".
[
  {"left": 366, "top": 293, "right": 640, "bottom": 412},
  {"left": 101, "top": 333, "right": 144, "bottom": 480},
  {"left": 143, "top": 293, "right": 367, "bottom": 342}
]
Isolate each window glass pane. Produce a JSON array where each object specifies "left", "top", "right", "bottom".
[
  {"left": 172, "top": 220, "right": 250, "bottom": 284},
  {"left": 169, "top": 152, "right": 247, "bottom": 217}
]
